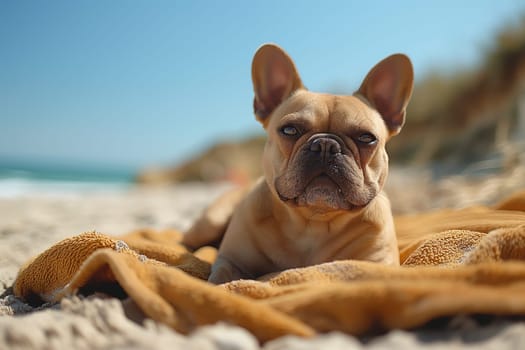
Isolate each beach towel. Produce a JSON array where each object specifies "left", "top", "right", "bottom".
[{"left": 12, "top": 190, "right": 525, "bottom": 342}]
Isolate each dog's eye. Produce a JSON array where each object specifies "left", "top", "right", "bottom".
[
  {"left": 281, "top": 125, "right": 298, "bottom": 136},
  {"left": 357, "top": 133, "right": 377, "bottom": 145}
]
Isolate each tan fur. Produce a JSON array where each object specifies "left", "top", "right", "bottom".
[{"left": 184, "top": 44, "right": 414, "bottom": 284}]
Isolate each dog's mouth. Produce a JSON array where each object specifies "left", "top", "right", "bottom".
[{"left": 278, "top": 173, "right": 354, "bottom": 211}]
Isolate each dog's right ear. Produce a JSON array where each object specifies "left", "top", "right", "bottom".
[{"left": 252, "top": 44, "right": 304, "bottom": 126}]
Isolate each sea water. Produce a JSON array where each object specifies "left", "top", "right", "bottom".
[{"left": 0, "top": 159, "right": 135, "bottom": 197}]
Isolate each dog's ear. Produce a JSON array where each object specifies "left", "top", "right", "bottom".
[
  {"left": 356, "top": 54, "right": 414, "bottom": 136},
  {"left": 252, "top": 44, "right": 304, "bottom": 125}
]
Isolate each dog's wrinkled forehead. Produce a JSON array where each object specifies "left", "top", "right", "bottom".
[{"left": 269, "top": 90, "right": 388, "bottom": 138}]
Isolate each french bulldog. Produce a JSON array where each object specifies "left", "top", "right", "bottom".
[{"left": 183, "top": 44, "right": 414, "bottom": 284}]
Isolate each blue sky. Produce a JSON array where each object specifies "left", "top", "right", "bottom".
[{"left": 2, "top": 0, "right": 524, "bottom": 171}]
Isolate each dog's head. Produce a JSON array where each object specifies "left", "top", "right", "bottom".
[{"left": 252, "top": 44, "right": 413, "bottom": 214}]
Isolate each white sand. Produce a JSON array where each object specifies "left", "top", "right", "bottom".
[{"left": 1, "top": 179, "right": 525, "bottom": 349}]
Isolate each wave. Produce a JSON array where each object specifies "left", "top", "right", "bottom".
[
  {"left": 0, "top": 177, "right": 132, "bottom": 198},
  {"left": 0, "top": 159, "right": 139, "bottom": 197}
]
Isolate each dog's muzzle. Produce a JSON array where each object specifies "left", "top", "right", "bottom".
[{"left": 307, "top": 134, "right": 345, "bottom": 162}]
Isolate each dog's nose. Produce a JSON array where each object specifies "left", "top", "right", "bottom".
[{"left": 309, "top": 137, "right": 341, "bottom": 155}]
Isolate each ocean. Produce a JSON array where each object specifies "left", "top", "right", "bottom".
[{"left": 0, "top": 160, "right": 136, "bottom": 197}]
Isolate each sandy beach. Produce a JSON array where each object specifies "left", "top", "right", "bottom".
[{"left": 1, "top": 170, "right": 525, "bottom": 349}]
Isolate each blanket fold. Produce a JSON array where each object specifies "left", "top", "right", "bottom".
[{"left": 12, "top": 190, "right": 525, "bottom": 342}]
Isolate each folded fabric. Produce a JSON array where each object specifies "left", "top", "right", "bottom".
[{"left": 13, "top": 190, "right": 525, "bottom": 342}]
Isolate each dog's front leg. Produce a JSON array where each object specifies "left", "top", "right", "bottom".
[{"left": 208, "top": 255, "right": 253, "bottom": 284}]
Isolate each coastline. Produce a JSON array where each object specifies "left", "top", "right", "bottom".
[{"left": 1, "top": 169, "right": 524, "bottom": 349}]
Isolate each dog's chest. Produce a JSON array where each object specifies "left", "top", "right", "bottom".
[{"left": 271, "top": 222, "right": 334, "bottom": 268}]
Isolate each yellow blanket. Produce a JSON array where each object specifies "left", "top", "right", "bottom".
[{"left": 13, "top": 190, "right": 525, "bottom": 342}]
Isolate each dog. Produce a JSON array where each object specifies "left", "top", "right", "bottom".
[{"left": 183, "top": 44, "right": 414, "bottom": 284}]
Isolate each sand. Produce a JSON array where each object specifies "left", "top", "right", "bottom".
[{"left": 1, "top": 173, "right": 525, "bottom": 349}]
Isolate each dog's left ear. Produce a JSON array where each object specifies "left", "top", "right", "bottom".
[
  {"left": 356, "top": 54, "right": 414, "bottom": 136},
  {"left": 252, "top": 44, "right": 304, "bottom": 126}
]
